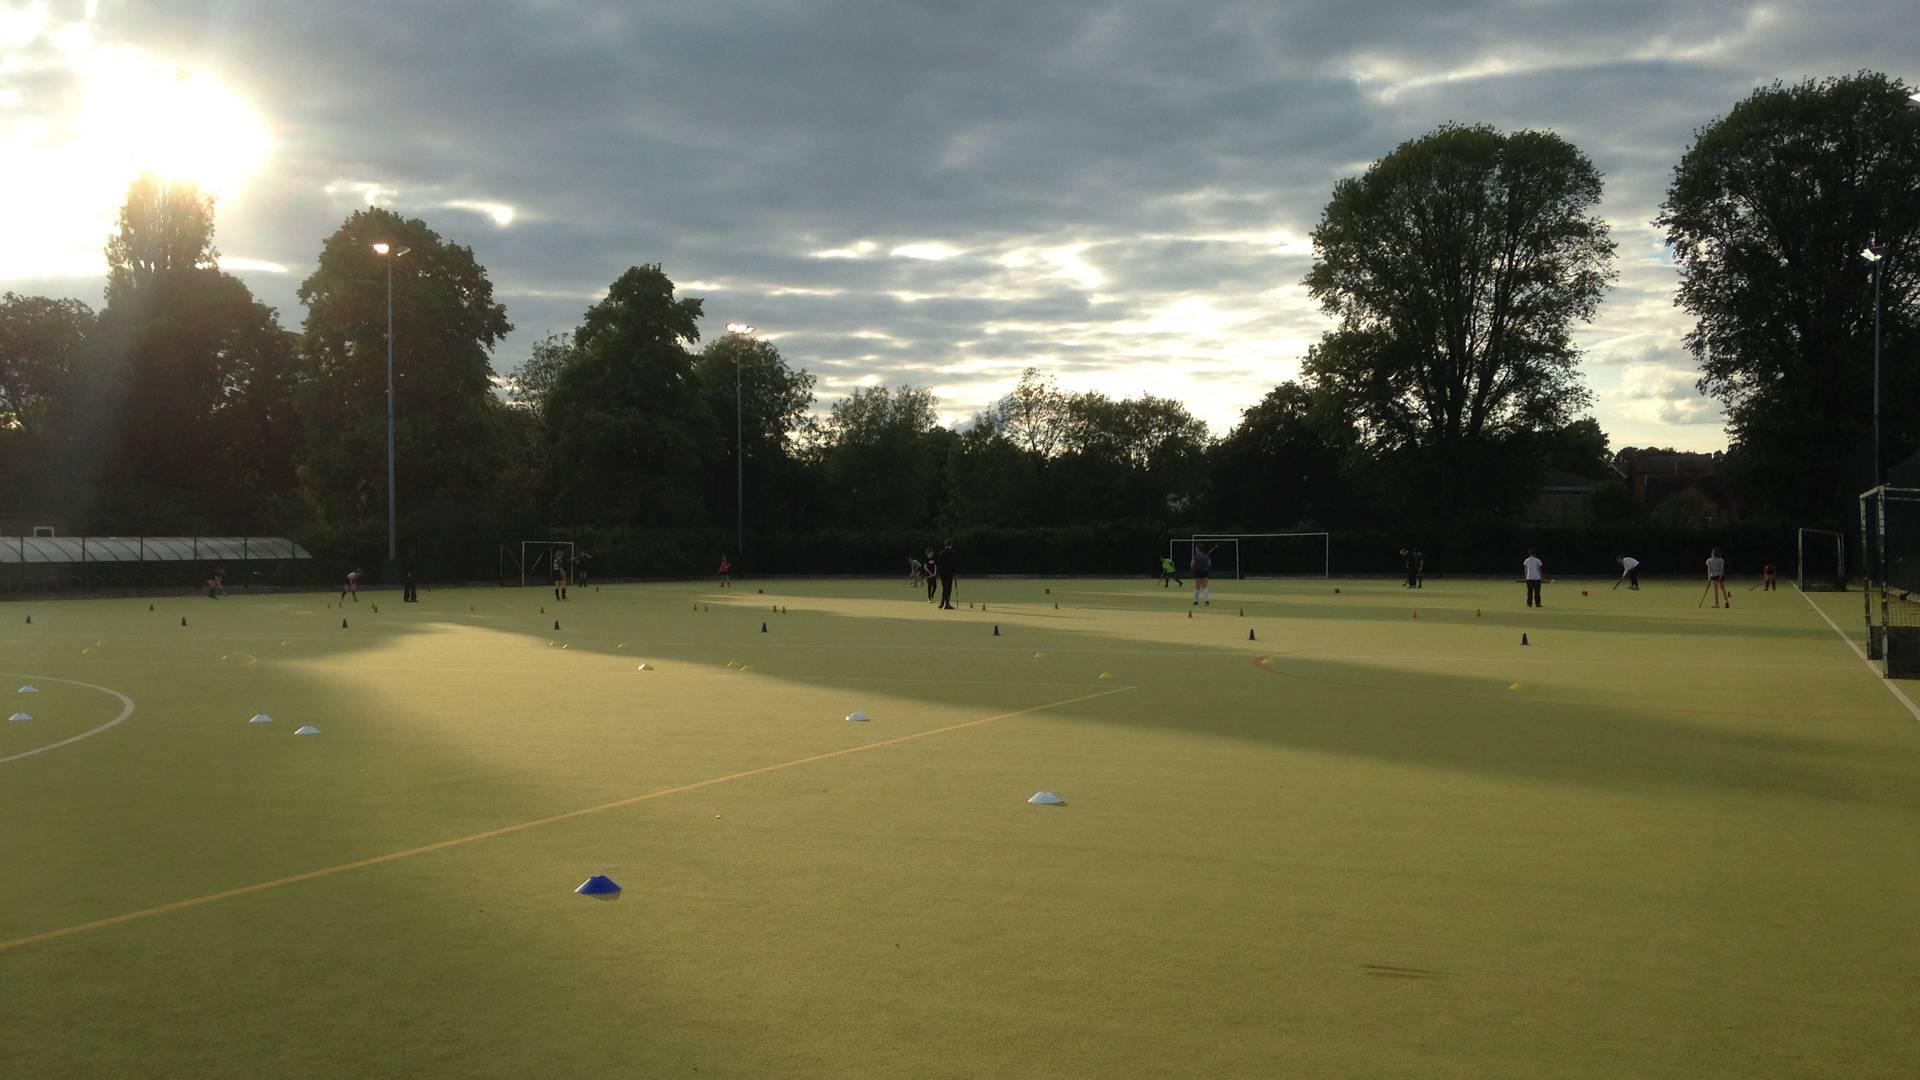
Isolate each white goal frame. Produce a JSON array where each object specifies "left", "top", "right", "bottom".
[
  {"left": 1169, "top": 532, "right": 1331, "bottom": 579},
  {"left": 502, "top": 540, "right": 575, "bottom": 587},
  {"left": 1796, "top": 528, "right": 1846, "bottom": 592}
]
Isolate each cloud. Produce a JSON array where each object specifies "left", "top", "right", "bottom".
[{"left": 2, "top": 0, "right": 1910, "bottom": 452}]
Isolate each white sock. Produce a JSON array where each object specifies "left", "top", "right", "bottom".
[
  {"left": 1202, "top": 587, "right": 1210, "bottom": 601},
  {"left": 1192, "top": 588, "right": 1200, "bottom": 602}
]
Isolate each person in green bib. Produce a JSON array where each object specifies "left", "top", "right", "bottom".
[{"left": 1159, "top": 555, "right": 1183, "bottom": 588}]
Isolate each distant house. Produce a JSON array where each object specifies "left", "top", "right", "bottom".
[
  {"left": 1524, "top": 470, "right": 1609, "bottom": 524},
  {"left": 1618, "top": 449, "right": 1732, "bottom": 522}
]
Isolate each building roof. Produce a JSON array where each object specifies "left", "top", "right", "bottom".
[{"left": 0, "top": 537, "right": 312, "bottom": 565}]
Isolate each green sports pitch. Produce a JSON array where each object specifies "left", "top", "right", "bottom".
[{"left": 3, "top": 577, "right": 1916, "bottom": 1079}]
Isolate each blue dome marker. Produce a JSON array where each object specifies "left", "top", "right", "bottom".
[{"left": 575, "top": 875, "right": 621, "bottom": 898}]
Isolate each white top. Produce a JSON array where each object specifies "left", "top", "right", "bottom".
[
  {"left": 1620, "top": 557, "right": 1639, "bottom": 573},
  {"left": 1706, "top": 556, "right": 1726, "bottom": 577},
  {"left": 1523, "top": 556, "right": 1543, "bottom": 581}
]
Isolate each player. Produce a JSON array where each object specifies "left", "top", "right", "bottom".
[
  {"left": 1412, "top": 548, "right": 1425, "bottom": 588},
  {"left": 924, "top": 547, "right": 939, "bottom": 604},
  {"left": 552, "top": 561, "right": 568, "bottom": 601},
  {"left": 937, "top": 540, "right": 958, "bottom": 610},
  {"left": 717, "top": 554, "right": 732, "bottom": 588},
  {"left": 1400, "top": 547, "right": 1417, "bottom": 589},
  {"left": 1191, "top": 545, "right": 1213, "bottom": 606},
  {"left": 1616, "top": 555, "right": 1640, "bottom": 591},
  {"left": 341, "top": 567, "right": 361, "bottom": 603},
  {"left": 1707, "top": 547, "right": 1730, "bottom": 609},
  {"left": 1523, "top": 549, "right": 1544, "bottom": 608},
  {"left": 1762, "top": 561, "right": 1778, "bottom": 591},
  {"left": 908, "top": 554, "right": 926, "bottom": 588},
  {"left": 205, "top": 567, "right": 225, "bottom": 599},
  {"left": 1159, "top": 554, "right": 1183, "bottom": 588}
]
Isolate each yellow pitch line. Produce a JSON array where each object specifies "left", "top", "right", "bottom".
[{"left": 0, "top": 685, "right": 1137, "bottom": 955}]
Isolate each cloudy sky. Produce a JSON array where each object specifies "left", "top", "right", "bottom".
[{"left": 1, "top": 0, "right": 1910, "bottom": 450}]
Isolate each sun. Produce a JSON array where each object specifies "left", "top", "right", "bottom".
[{"left": 78, "top": 46, "right": 273, "bottom": 199}]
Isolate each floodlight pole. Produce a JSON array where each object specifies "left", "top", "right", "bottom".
[
  {"left": 376, "top": 243, "right": 412, "bottom": 568},
  {"left": 726, "top": 323, "right": 755, "bottom": 562},
  {"left": 1872, "top": 252, "right": 1883, "bottom": 491}
]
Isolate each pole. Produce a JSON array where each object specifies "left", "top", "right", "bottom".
[
  {"left": 736, "top": 356, "right": 744, "bottom": 563},
  {"left": 1872, "top": 257, "right": 1883, "bottom": 491},
  {"left": 385, "top": 254, "right": 398, "bottom": 566}
]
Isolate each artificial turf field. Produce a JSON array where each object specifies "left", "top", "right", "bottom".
[{"left": 3, "top": 576, "right": 1918, "bottom": 1079}]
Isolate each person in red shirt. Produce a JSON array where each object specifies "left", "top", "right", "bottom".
[
  {"left": 717, "top": 554, "right": 732, "bottom": 588},
  {"left": 552, "top": 561, "right": 568, "bottom": 601},
  {"left": 1762, "top": 561, "right": 1778, "bottom": 591}
]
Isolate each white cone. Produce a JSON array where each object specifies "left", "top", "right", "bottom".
[
  {"left": 846, "top": 711, "right": 869, "bottom": 722},
  {"left": 294, "top": 725, "right": 320, "bottom": 735},
  {"left": 1027, "top": 791, "right": 1064, "bottom": 805},
  {"left": 8, "top": 712, "right": 29, "bottom": 723},
  {"left": 249, "top": 714, "right": 273, "bottom": 724},
  {"left": 17, "top": 685, "right": 37, "bottom": 694}
]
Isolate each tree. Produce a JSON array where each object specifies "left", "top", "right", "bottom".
[
  {"left": 0, "top": 293, "right": 94, "bottom": 434},
  {"left": 507, "top": 332, "right": 576, "bottom": 415},
  {"left": 297, "top": 207, "right": 514, "bottom": 557},
  {"left": 1209, "top": 381, "right": 1354, "bottom": 528},
  {"left": 819, "top": 385, "right": 944, "bottom": 528},
  {"left": 543, "top": 265, "right": 714, "bottom": 527},
  {"left": 104, "top": 174, "right": 218, "bottom": 308},
  {"left": 1303, "top": 123, "right": 1615, "bottom": 518},
  {"left": 1657, "top": 73, "right": 1920, "bottom": 521}
]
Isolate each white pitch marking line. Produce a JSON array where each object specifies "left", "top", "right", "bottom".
[
  {"left": 1796, "top": 589, "right": 1920, "bottom": 724},
  {"left": 0, "top": 673, "right": 137, "bottom": 765}
]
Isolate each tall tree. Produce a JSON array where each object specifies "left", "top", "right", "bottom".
[
  {"left": 1657, "top": 73, "right": 1920, "bottom": 521},
  {"left": 820, "top": 385, "right": 944, "bottom": 528},
  {"left": 1303, "top": 123, "right": 1615, "bottom": 517},
  {"left": 1209, "top": 381, "right": 1354, "bottom": 528},
  {"left": 104, "top": 174, "right": 218, "bottom": 308},
  {"left": 297, "top": 207, "right": 513, "bottom": 556},
  {"left": 543, "top": 265, "right": 714, "bottom": 527}
]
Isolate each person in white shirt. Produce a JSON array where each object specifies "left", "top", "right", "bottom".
[
  {"left": 1706, "top": 547, "right": 1730, "bottom": 609},
  {"left": 1616, "top": 555, "right": 1640, "bottom": 590},
  {"left": 1523, "top": 549, "right": 1545, "bottom": 607}
]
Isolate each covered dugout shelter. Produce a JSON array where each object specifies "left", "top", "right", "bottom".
[{"left": 0, "top": 535, "right": 313, "bottom": 595}]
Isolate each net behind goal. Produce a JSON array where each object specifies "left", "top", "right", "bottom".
[
  {"left": 1167, "top": 533, "right": 1330, "bottom": 579},
  {"left": 1860, "top": 486, "right": 1920, "bottom": 675}
]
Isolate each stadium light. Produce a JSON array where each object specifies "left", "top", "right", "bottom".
[
  {"left": 375, "top": 242, "right": 413, "bottom": 569},
  {"left": 1861, "top": 245, "right": 1885, "bottom": 489},
  {"left": 726, "top": 323, "right": 755, "bottom": 563}
]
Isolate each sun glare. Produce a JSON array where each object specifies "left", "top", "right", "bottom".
[{"left": 0, "top": 18, "right": 272, "bottom": 279}]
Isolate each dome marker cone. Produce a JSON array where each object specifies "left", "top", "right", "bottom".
[
  {"left": 342, "top": 618, "right": 348, "bottom": 628},
  {"left": 180, "top": 617, "right": 187, "bottom": 627}
]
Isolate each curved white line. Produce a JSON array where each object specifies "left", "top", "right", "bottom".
[{"left": 0, "top": 673, "right": 137, "bottom": 765}]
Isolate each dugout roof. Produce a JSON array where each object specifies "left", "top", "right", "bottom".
[{"left": 0, "top": 537, "right": 312, "bottom": 564}]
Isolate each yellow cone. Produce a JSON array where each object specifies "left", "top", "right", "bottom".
[
  {"left": 1509, "top": 682, "right": 1525, "bottom": 690},
  {"left": 1099, "top": 672, "right": 1115, "bottom": 680},
  {"left": 1033, "top": 651, "right": 1048, "bottom": 659},
  {"left": 726, "top": 660, "right": 739, "bottom": 668}
]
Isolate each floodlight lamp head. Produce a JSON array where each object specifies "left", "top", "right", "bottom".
[
  {"left": 372, "top": 242, "right": 390, "bottom": 255},
  {"left": 726, "top": 322, "right": 755, "bottom": 335},
  {"left": 1860, "top": 246, "right": 1884, "bottom": 264}
]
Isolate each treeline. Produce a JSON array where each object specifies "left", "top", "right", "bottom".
[{"left": 0, "top": 73, "right": 1912, "bottom": 581}]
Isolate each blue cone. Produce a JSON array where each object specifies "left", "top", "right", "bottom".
[{"left": 575, "top": 874, "right": 621, "bottom": 897}]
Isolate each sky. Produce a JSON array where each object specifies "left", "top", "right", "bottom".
[{"left": 1, "top": 0, "right": 1911, "bottom": 451}]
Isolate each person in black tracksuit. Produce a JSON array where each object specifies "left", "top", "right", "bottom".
[
  {"left": 937, "top": 540, "right": 957, "bottom": 610},
  {"left": 924, "top": 547, "right": 939, "bottom": 604}
]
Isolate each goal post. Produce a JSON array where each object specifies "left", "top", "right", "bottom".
[
  {"left": 1796, "top": 528, "right": 1846, "bottom": 592},
  {"left": 1859, "top": 486, "right": 1920, "bottom": 674},
  {"left": 1169, "top": 532, "right": 1331, "bottom": 579},
  {"left": 502, "top": 540, "right": 574, "bottom": 587}
]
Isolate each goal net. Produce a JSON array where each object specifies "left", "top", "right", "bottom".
[
  {"left": 1796, "top": 528, "right": 1846, "bottom": 592},
  {"left": 500, "top": 540, "right": 575, "bottom": 587},
  {"left": 1860, "top": 486, "right": 1920, "bottom": 674},
  {"left": 1167, "top": 532, "right": 1330, "bottom": 579}
]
